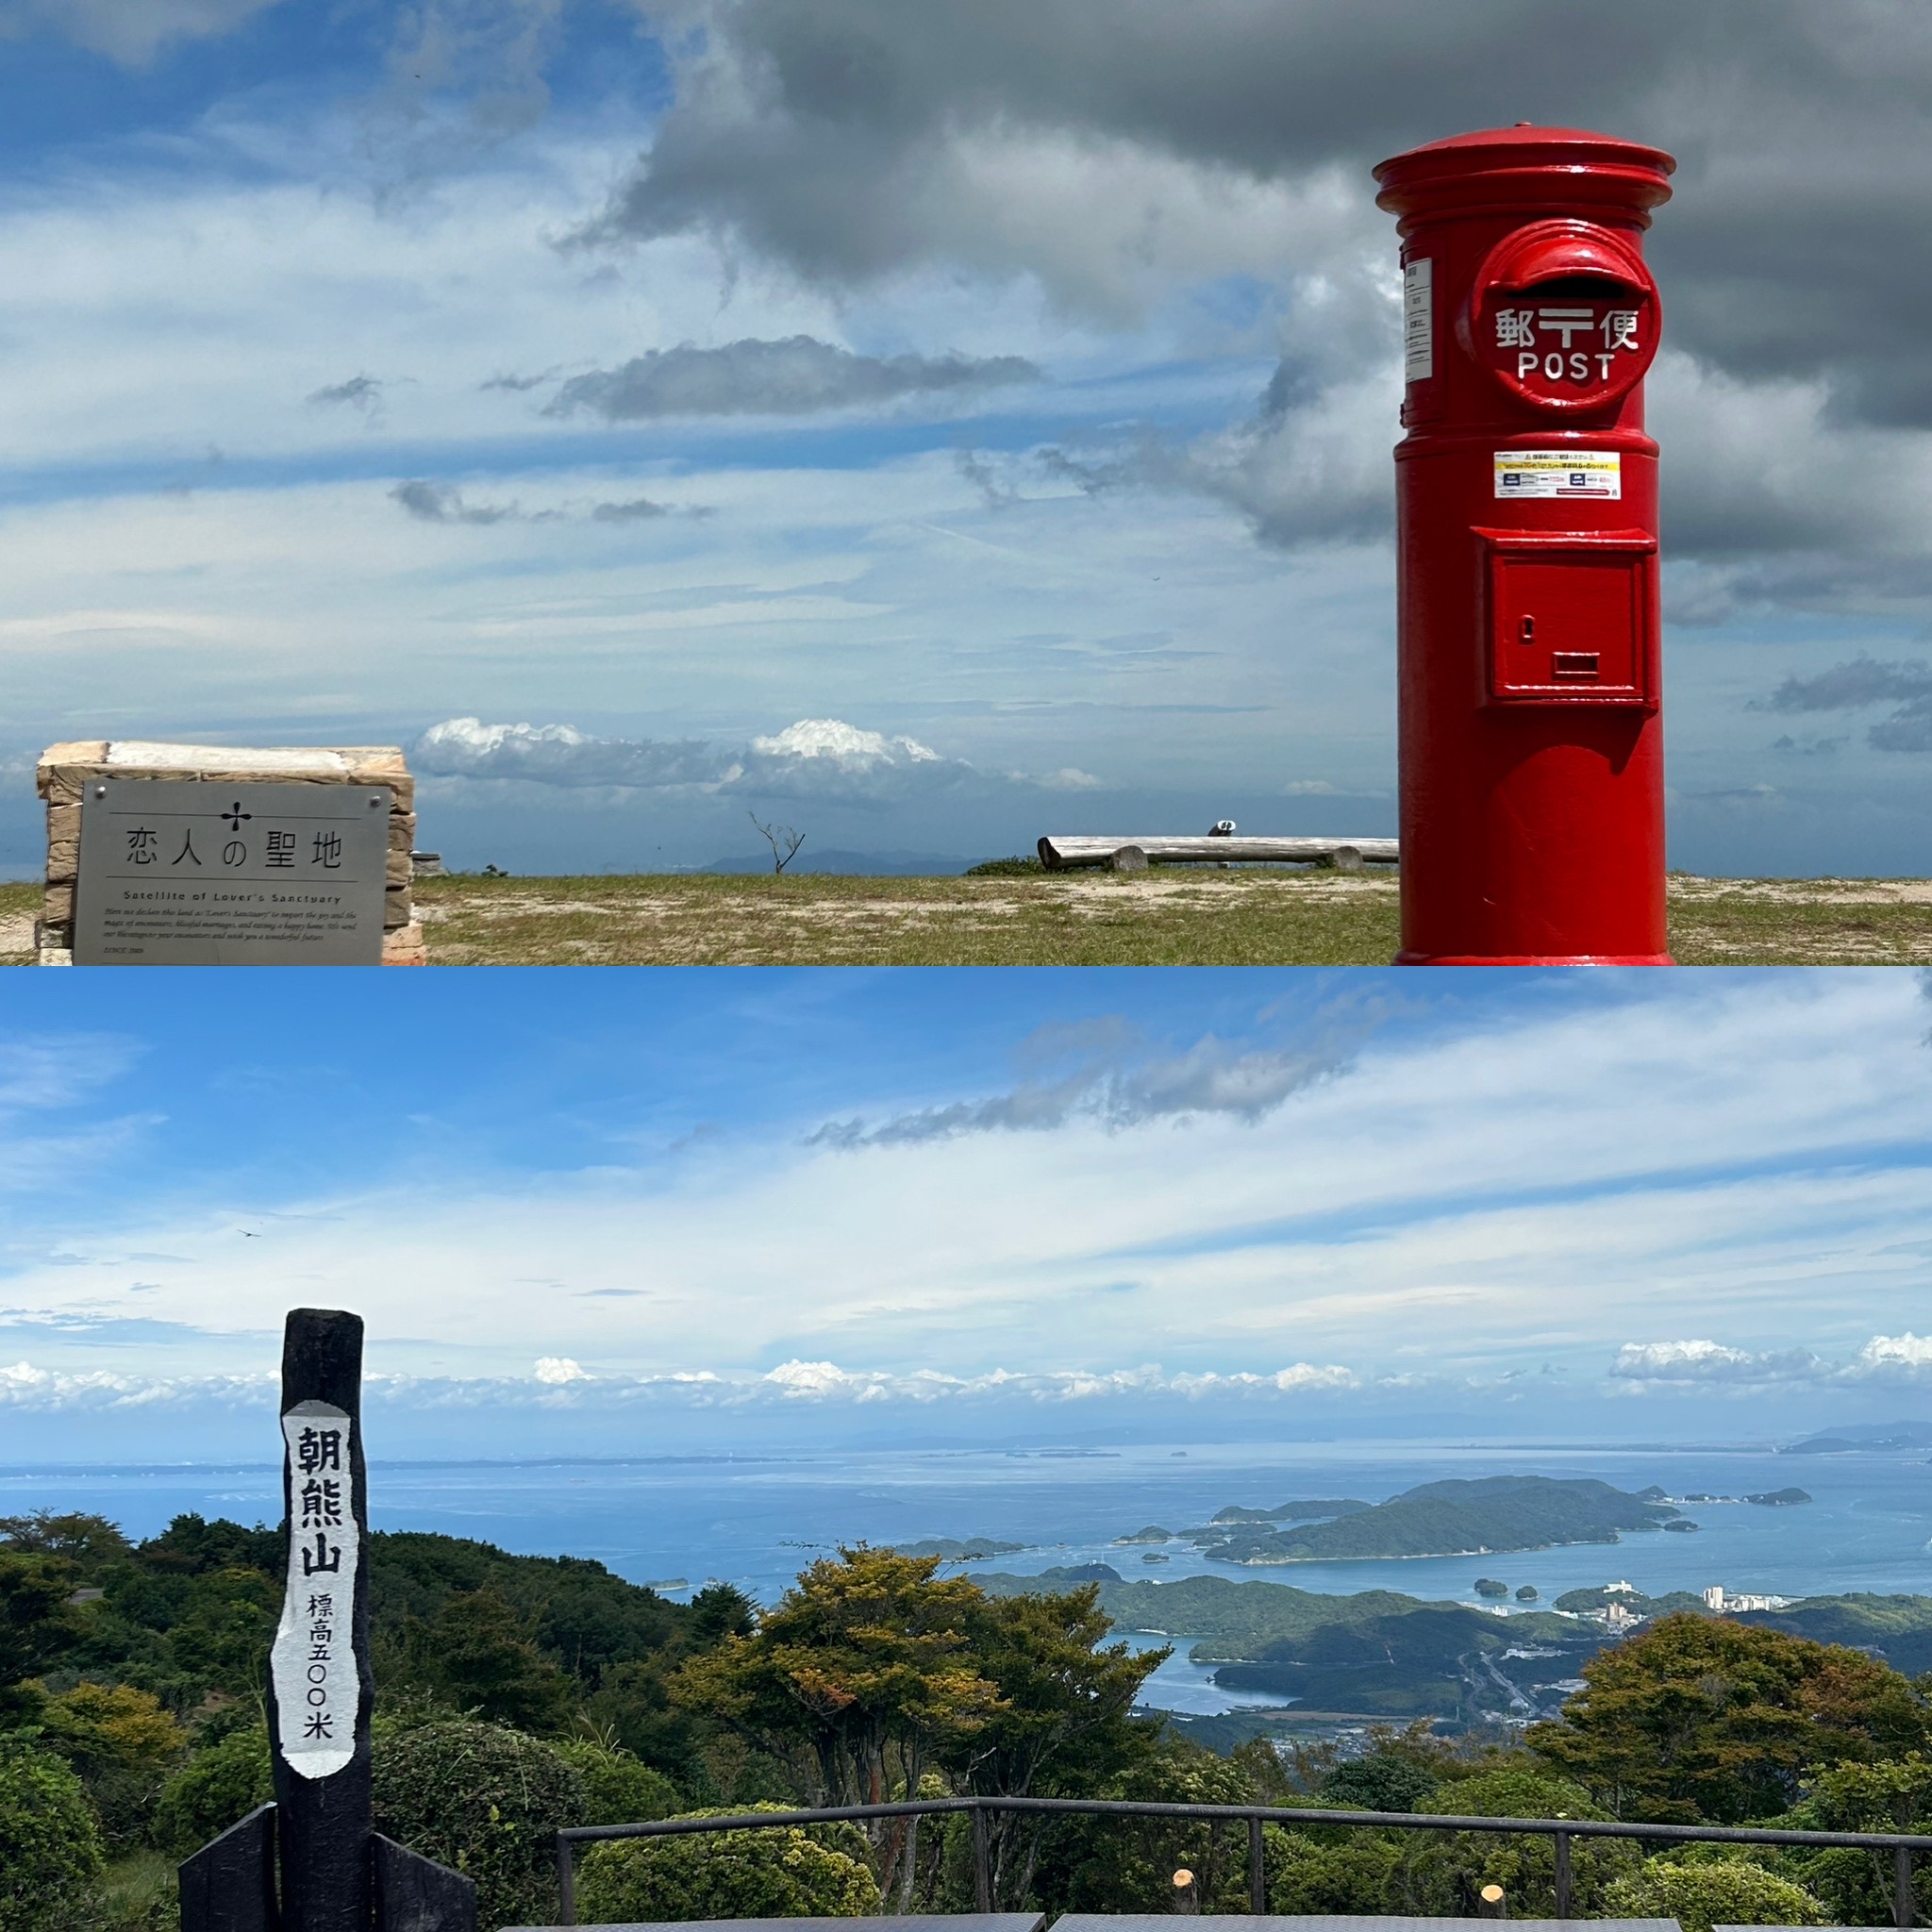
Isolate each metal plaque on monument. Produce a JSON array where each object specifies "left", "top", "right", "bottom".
[{"left": 75, "top": 779, "right": 391, "bottom": 964}]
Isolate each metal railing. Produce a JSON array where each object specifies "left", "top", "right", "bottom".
[{"left": 554, "top": 1795, "right": 1932, "bottom": 1927}]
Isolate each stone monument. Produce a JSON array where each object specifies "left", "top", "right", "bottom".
[{"left": 35, "top": 741, "right": 425, "bottom": 964}]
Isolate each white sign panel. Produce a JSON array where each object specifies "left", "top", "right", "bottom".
[
  {"left": 271, "top": 1400, "right": 358, "bottom": 1779},
  {"left": 1403, "top": 258, "right": 1434, "bottom": 382},
  {"left": 1493, "top": 449, "right": 1623, "bottom": 500}
]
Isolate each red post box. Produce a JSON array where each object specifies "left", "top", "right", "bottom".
[{"left": 1374, "top": 125, "right": 1675, "bottom": 964}]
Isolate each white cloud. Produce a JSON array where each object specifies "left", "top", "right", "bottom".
[
  {"left": 1853, "top": 1333, "right": 1932, "bottom": 1374},
  {"left": 0, "top": 1352, "right": 1379, "bottom": 1414},
  {"left": 1609, "top": 1331, "right": 1932, "bottom": 1390},
  {"left": 750, "top": 718, "right": 937, "bottom": 762},
  {"left": 0, "top": 1036, "right": 142, "bottom": 1113},
  {"left": 4, "top": 974, "right": 1926, "bottom": 1414},
  {"left": 0, "top": 0, "right": 280, "bottom": 66},
  {"left": 0, "top": 1359, "right": 274, "bottom": 1409},
  {"left": 414, "top": 713, "right": 1094, "bottom": 805},
  {"left": 1608, "top": 1340, "right": 1830, "bottom": 1386},
  {"left": 1273, "top": 1362, "right": 1358, "bottom": 1391}
]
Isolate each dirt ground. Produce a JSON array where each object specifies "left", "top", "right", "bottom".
[{"left": 6, "top": 872, "right": 1926, "bottom": 966}]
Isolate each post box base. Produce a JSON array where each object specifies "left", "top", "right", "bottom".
[{"left": 1394, "top": 950, "right": 1674, "bottom": 966}]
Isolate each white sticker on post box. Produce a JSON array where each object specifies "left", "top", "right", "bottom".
[
  {"left": 1403, "top": 258, "right": 1433, "bottom": 383},
  {"left": 1493, "top": 450, "right": 1621, "bottom": 499}
]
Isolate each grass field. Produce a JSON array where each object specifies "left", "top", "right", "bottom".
[{"left": 6, "top": 871, "right": 1927, "bottom": 966}]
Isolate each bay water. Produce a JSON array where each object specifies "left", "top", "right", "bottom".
[{"left": 7, "top": 1439, "right": 1926, "bottom": 1715}]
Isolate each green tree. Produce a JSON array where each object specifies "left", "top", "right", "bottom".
[
  {"left": 1603, "top": 1854, "right": 1829, "bottom": 1932},
  {"left": 151, "top": 1725, "right": 274, "bottom": 1858},
  {"left": 162, "top": 1567, "right": 280, "bottom": 1703},
  {"left": 941, "top": 1584, "right": 1162, "bottom": 1907},
  {"left": 1407, "top": 1766, "right": 1639, "bottom": 1917},
  {"left": 554, "top": 1737, "right": 682, "bottom": 1826},
  {"left": 372, "top": 1719, "right": 583, "bottom": 1928},
  {"left": 0, "top": 1556, "right": 80, "bottom": 1721},
  {"left": 32, "top": 1680, "right": 186, "bottom": 1852},
  {"left": 0, "top": 1513, "right": 132, "bottom": 1576},
  {"left": 404, "top": 1588, "right": 577, "bottom": 1734},
  {"left": 1323, "top": 1747, "right": 1442, "bottom": 1812},
  {"left": 1529, "top": 1611, "right": 1932, "bottom": 1821},
  {"left": 1030, "top": 1738, "right": 1258, "bottom": 1916},
  {"left": 674, "top": 1547, "right": 1002, "bottom": 1902},
  {"left": 1775, "top": 1753, "right": 1932, "bottom": 1924},
  {"left": 583, "top": 1657, "right": 717, "bottom": 1791},
  {"left": 0, "top": 1737, "right": 105, "bottom": 1931},
  {"left": 576, "top": 1807, "right": 880, "bottom": 1923},
  {"left": 1265, "top": 1825, "right": 1407, "bottom": 1915}
]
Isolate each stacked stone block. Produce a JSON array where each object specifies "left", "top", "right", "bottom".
[{"left": 35, "top": 741, "right": 424, "bottom": 964}]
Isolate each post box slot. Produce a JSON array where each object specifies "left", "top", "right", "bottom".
[
  {"left": 1512, "top": 273, "right": 1636, "bottom": 303},
  {"left": 1477, "top": 531, "right": 1657, "bottom": 707}
]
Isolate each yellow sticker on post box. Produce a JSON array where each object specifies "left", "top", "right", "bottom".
[{"left": 1493, "top": 450, "right": 1621, "bottom": 500}]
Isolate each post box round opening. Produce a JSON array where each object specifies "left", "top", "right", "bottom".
[{"left": 1461, "top": 221, "right": 1660, "bottom": 412}]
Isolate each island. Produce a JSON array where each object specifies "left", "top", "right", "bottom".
[
  {"left": 890, "top": 1537, "right": 1029, "bottom": 1560},
  {"left": 1208, "top": 1499, "right": 1372, "bottom": 1524},
  {"left": 1181, "top": 1474, "right": 1681, "bottom": 1566}
]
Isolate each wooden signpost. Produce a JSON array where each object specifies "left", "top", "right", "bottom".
[{"left": 178, "top": 1309, "right": 475, "bottom": 1932}]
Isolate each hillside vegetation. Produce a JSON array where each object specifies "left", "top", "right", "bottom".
[{"left": 13, "top": 1507, "right": 1932, "bottom": 1931}]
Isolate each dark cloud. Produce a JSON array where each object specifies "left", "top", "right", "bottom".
[
  {"left": 307, "top": 375, "right": 384, "bottom": 413},
  {"left": 808, "top": 1009, "right": 1365, "bottom": 1147},
  {"left": 1758, "top": 656, "right": 1932, "bottom": 752},
  {"left": 590, "top": 497, "right": 672, "bottom": 522},
  {"left": 391, "top": 482, "right": 704, "bottom": 527},
  {"left": 391, "top": 478, "right": 517, "bottom": 525},
  {"left": 544, "top": 335, "right": 1039, "bottom": 421},
  {"left": 1040, "top": 365, "right": 1391, "bottom": 551},
  {"left": 607, "top": 2, "right": 1932, "bottom": 424}
]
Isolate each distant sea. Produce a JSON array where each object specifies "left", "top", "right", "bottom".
[{"left": 7, "top": 1440, "right": 1927, "bottom": 1715}]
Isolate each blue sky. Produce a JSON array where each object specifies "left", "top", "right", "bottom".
[
  {"left": 1, "top": 2, "right": 1930, "bottom": 876},
  {"left": 4, "top": 968, "right": 1930, "bottom": 1460}
]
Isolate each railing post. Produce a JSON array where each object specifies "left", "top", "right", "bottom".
[
  {"left": 558, "top": 1834, "right": 577, "bottom": 1927},
  {"left": 1555, "top": 1828, "right": 1572, "bottom": 1919},
  {"left": 973, "top": 1801, "right": 991, "bottom": 1912},
  {"left": 1896, "top": 1843, "right": 1914, "bottom": 1930},
  {"left": 1249, "top": 1815, "right": 1266, "bottom": 1913}
]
